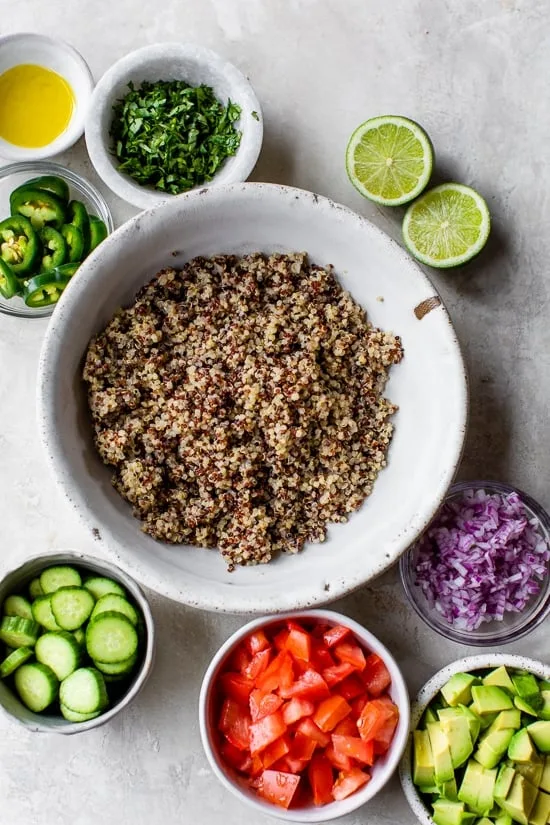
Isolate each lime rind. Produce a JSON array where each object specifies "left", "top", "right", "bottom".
[
  {"left": 345, "top": 115, "right": 434, "bottom": 206},
  {"left": 402, "top": 182, "right": 491, "bottom": 268}
]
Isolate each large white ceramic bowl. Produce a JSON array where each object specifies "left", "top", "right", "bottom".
[
  {"left": 37, "top": 182, "right": 468, "bottom": 613},
  {"left": 399, "top": 654, "right": 550, "bottom": 825},
  {"left": 85, "top": 42, "right": 263, "bottom": 209}
]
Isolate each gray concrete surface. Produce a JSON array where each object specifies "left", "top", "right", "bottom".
[{"left": 1, "top": 1, "right": 549, "bottom": 823}]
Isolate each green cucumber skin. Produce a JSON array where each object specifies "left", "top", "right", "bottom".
[
  {"left": 83, "top": 577, "right": 126, "bottom": 601},
  {"left": 90, "top": 594, "right": 139, "bottom": 627},
  {"left": 32, "top": 596, "right": 62, "bottom": 632},
  {"left": 59, "top": 667, "right": 109, "bottom": 714},
  {"left": 0, "top": 617, "right": 40, "bottom": 648},
  {"left": 0, "top": 646, "right": 33, "bottom": 678},
  {"left": 3, "top": 595, "right": 33, "bottom": 621},
  {"left": 14, "top": 663, "right": 59, "bottom": 712},
  {"left": 39, "top": 566, "right": 82, "bottom": 594}
]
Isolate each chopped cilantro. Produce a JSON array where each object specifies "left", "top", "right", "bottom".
[
  {"left": 110, "top": 80, "right": 242, "bottom": 195},
  {"left": 251, "top": 110, "right": 260, "bottom": 121}
]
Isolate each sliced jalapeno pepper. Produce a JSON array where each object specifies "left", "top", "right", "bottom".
[
  {"left": 10, "top": 187, "right": 66, "bottom": 230},
  {"left": 0, "top": 259, "right": 20, "bottom": 299},
  {"left": 0, "top": 216, "right": 40, "bottom": 276},
  {"left": 55, "top": 262, "right": 80, "bottom": 279},
  {"left": 89, "top": 216, "right": 108, "bottom": 252},
  {"left": 39, "top": 226, "right": 67, "bottom": 272},
  {"left": 18, "top": 175, "right": 70, "bottom": 204},
  {"left": 23, "top": 270, "right": 71, "bottom": 308},
  {"left": 61, "top": 223, "right": 84, "bottom": 262},
  {"left": 67, "top": 201, "right": 91, "bottom": 257}
]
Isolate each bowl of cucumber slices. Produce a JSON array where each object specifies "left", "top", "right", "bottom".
[
  {"left": 400, "top": 654, "right": 550, "bottom": 825},
  {"left": 0, "top": 551, "right": 154, "bottom": 733}
]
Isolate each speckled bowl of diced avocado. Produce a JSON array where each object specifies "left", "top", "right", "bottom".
[
  {"left": 0, "top": 551, "right": 155, "bottom": 733},
  {"left": 400, "top": 655, "right": 550, "bottom": 825}
]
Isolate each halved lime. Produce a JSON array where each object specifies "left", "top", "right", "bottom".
[
  {"left": 402, "top": 183, "right": 491, "bottom": 268},
  {"left": 346, "top": 115, "right": 434, "bottom": 206}
]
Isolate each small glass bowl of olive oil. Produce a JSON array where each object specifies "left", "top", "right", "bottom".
[{"left": 0, "top": 33, "right": 94, "bottom": 161}]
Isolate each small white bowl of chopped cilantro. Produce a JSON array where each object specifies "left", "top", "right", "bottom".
[
  {"left": 85, "top": 43, "right": 263, "bottom": 209},
  {"left": 400, "top": 481, "right": 550, "bottom": 646}
]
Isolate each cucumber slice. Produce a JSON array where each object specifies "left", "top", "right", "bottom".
[
  {"left": 40, "top": 566, "right": 82, "bottom": 594},
  {"left": 60, "top": 667, "right": 108, "bottom": 714},
  {"left": 60, "top": 703, "right": 101, "bottom": 723},
  {"left": 14, "top": 662, "right": 59, "bottom": 712},
  {"left": 0, "top": 646, "right": 33, "bottom": 678},
  {"left": 86, "top": 611, "right": 138, "bottom": 664},
  {"left": 73, "top": 628, "right": 86, "bottom": 648},
  {"left": 3, "top": 594, "right": 33, "bottom": 620},
  {"left": 90, "top": 594, "right": 139, "bottom": 627},
  {"left": 51, "top": 587, "right": 94, "bottom": 631},
  {"left": 0, "top": 617, "right": 40, "bottom": 648},
  {"left": 93, "top": 653, "right": 137, "bottom": 676},
  {"left": 83, "top": 577, "right": 125, "bottom": 601},
  {"left": 29, "top": 577, "right": 44, "bottom": 599},
  {"left": 35, "top": 631, "right": 81, "bottom": 681},
  {"left": 32, "top": 595, "right": 62, "bottom": 631}
]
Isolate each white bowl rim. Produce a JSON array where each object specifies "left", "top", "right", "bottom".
[
  {"left": 199, "top": 608, "right": 411, "bottom": 822},
  {"left": 0, "top": 32, "right": 94, "bottom": 161},
  {"left": 399, "top": 653, "right": 550, "bottom": 825},
  {"left": 0, "top": 549, "right": 155, "bottom": 734},
  {"left": 84, "top": 41, "right": 263, "bottom": 209},
  {"left": 36, "top": 181, "right": 468, "bottom": 613}
]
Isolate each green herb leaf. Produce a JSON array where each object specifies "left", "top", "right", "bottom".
[{"left": 109, "top": 80, "right": 242, "bottom": 195}]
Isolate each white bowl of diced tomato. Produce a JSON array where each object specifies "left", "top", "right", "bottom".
[{"left": 198, "top": 609, "right": 410, "bottom": 821}]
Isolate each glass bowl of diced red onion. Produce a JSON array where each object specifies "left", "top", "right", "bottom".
[{"left": 399, "top": 481, "right": 550, "bottom": 645}]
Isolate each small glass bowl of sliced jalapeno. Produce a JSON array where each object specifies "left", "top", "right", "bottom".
[{"left": 0, "top": 161, "right": 113, "bottom": 318}]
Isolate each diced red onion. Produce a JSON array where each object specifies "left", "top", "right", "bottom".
[{"left": 414, "top": 488, "right": 550, "bottom": 631}]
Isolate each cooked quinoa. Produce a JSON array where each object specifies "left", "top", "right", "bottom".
[{"left": 83, "top": 252, "right": 403, "bottom": 569}]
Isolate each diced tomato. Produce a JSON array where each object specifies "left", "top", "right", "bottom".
[
  {"left": 262, "top": 735, "right": 291, "bottom": 769},
  {"left": 313, "top": 695, "right": 352, "bottom": 732},
  {"left": 244, "top": 648, "right": 271, "bottom": 681},
  {"left": 280, "top": 669, "right": 330, "bottom": 702},
  {"left": 219, "top": 698, "right": 251, "bottom": 751},
  {"left": 324, "top": 743, "right": 354, "bottom": 771},
  {"left": 286, "top": 618, "right": 305, "bottom": 633},
  {"left": 296, "top": 717, "right": 331, "bottom": 747},
  {"left": 323, "top": 625, "right": 351, "bottom": 648},
  {"left": 308, "top": 754, "right": 334, "bottom": 806},
  {"left": 246, "top": 629, "right": 270, "bottom": 656},
  {"left": 229, "top": 643, "right": 251, "bottom": 673},
  {"left": 220, "top": 740, "right": 252, "bottom": 772},
  {"left": 322, "top": 662, "right": 355, "bottom": 688},
  {"left": 334, "top": 642, "right": 366, "bottom": 672},
  {"left": 273, "top": 628, "right": 290, "bottom": 651},
  {"left": 293, "top": 658, "right": 312, "bottom": 677},
  {"left": 372, "top": 703, "right": 399, "bottom": 753},
  {"left": 311, "top": 641, "right": 335, "bottom": 671},
  {"left": 220, "top": 672, "right": 254, "bottom": 705},
  {"left": 357, "top": 698, "right": 397, "bottom": 742},
  {"left": 256, "top": 651, "right": 294, "bottom": 694},
  {"left": 258, "top": 770, "right": 301, "bottom": 809},
  {"left": 311, "top": 622, "right": 332, "bottom": 638},
  {"left": 249, "top": 710, "right": 287, "bottom": 755},
  {"left": 333, "top": 717, "right": 358, "bottom": 737},
  {"left": 250, "top": 754, "right": 264, "bottom": 776},
  {"left": 249, "top": 689, "right": 284, "bottom": 722},
  {"left": 339, "top": 674, "right": 365, "bottom": 701},
  {"left": 273, "top": 755, "right": 308, "bottom": 774},
  {"left": 291, "top": 731, "right": 317, "bottom": 762},
  {"left": 361, "top": 653, "right": 391, "bottom": 697},
  {"left": 285, "top": 627, "right": 312, "bottom": 662},
  {"left": 332, "top": 767, "right": 370, "bottom": 801},
  {"left": 350, "top": 695, "right": 368, "bottom": 720},
  {"left": 282, "top": 697, "right": 315, "bottom": 725},
  {"left": 331, "top": 734, "right": 375, "bottom": 766}
]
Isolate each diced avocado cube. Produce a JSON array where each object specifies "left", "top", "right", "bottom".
[
  {"left": 423, "top": 706, "right": 439, "bottom": 725},
  {"left": 494, "top": 813, "right": 513, "bottom": 825},
  {"left": 538, "top": 691, "right": 550, "bottom": 722},
  {"left": 512, "top": 673, "right": 541, "bottom": 701},
  {"left": 514, "top": 754, "right": 544, "bottom": 788},
  {"left": 479, "top": 712, "right": 499, "bottom": 731},
  {"left": 495, "top": 764, "right": 516, "bottom": 801},
  {"left": 484, "top": 666, "right": 517, "bottom": 694},
  {"left": 439, "top": 777, "right": 458, "bottom": 801},
  {"left": 458, "top": 760, "right": 497, "bottom": 815},
  {"left": 477, "top": 766, "right": 498, "bottom": 815},
  {"left": 475, "top": 818, "right": 494, "bottom": 825},
  {"left": 497, "top": 775, "right": 538, "bottom": 825},
  {"left": 527, "top": 721, "right": 550, "bottom": 754},
  {"left": 538, "top": 680, "right": 550, "bottom": 692},
  {"left": 508, "top": 729, "right": 537, "bottom": 763},
  {"left": 529, "top": 789, "right": 550, "bottom": 825},
  {"left": 432, "top": 799, "right": 467, "bottom": 825},
  {"left": 413, "top": 729, "right": 436, "bottom": 786},
  {"left": 487, "top": 710, "right": 522, "bottom": 733},
  {"left": 539, "top": 756, "right": 550, "bottom": 793},
  {"left": 440, "top": 715, "right": 474, "bottom": 769},
  {"left": 475, "top": 728, "right": 515, "bottom": 770},
  {"left": 418, "top": 784, "right": 440, "bottom": 795},
  {"left": 472, "top": 686, "right": 514, "bottom": 716},
  {"left": 441, "top": 673, "right": 479, "bottom": 707},
  {"left": 438, "top": 705, "right": 482, "bottom": 744},
  {"left": 427, "top": 722, "right": 455, "bottom": 784},
  {"left": 515, "top": 696, "right": 542, "bottom": 718}
]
